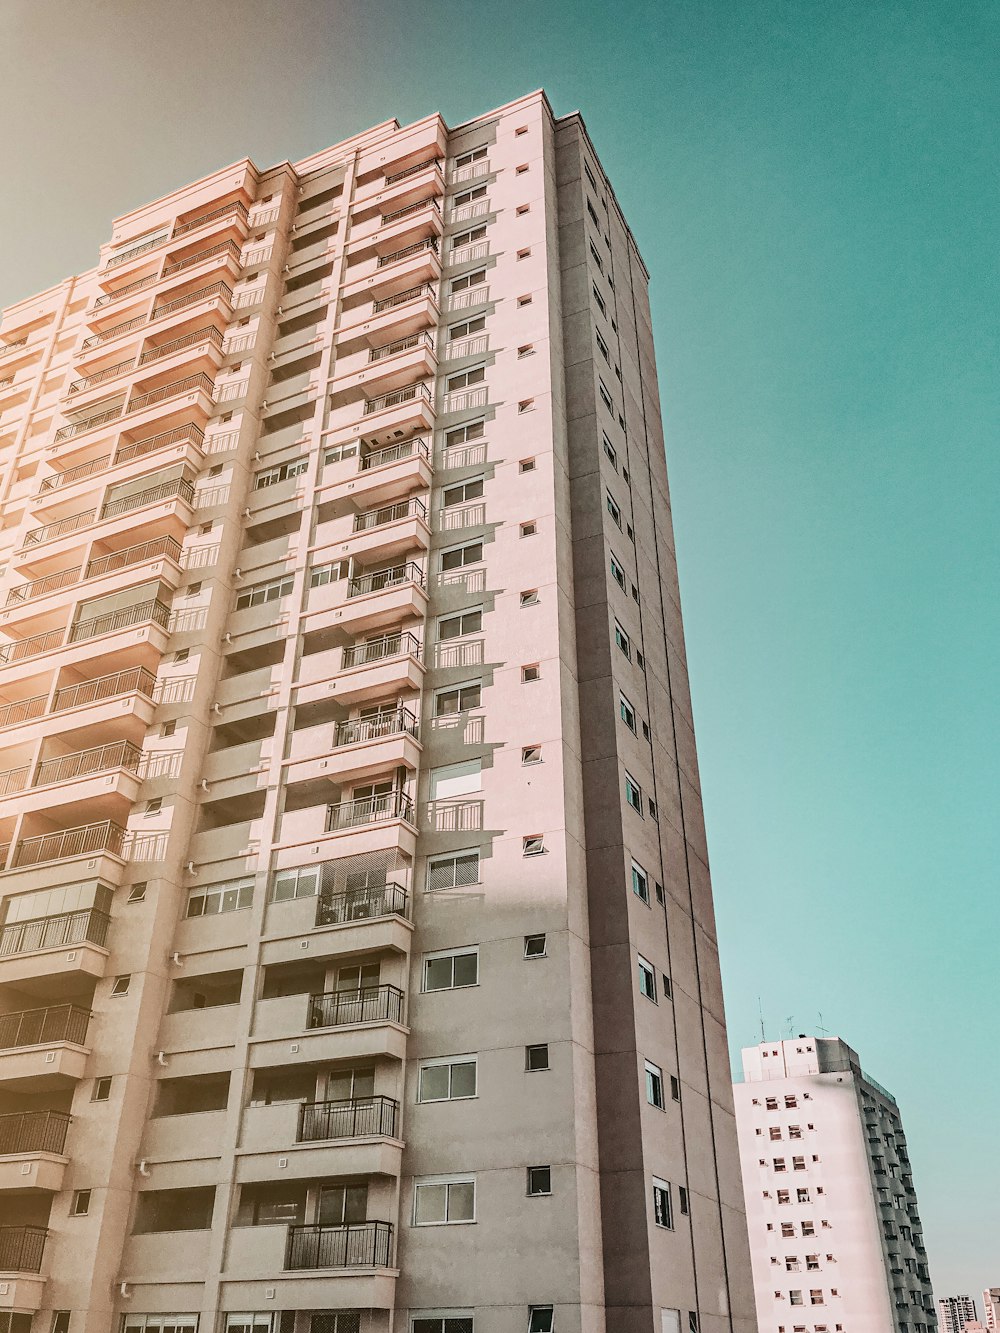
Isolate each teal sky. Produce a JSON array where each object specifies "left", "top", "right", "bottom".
[{"left": 4, "top": 0, "right": 997, "bottom": 1301}]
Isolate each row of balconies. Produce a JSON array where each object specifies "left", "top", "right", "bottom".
[
  {"left": 68, "top": 326, "right": 224, "bottom": 397},
  {"left": 0, "top": 597, "right": 170, "bottom": 666},
  {"left": 21, "top": 476, "right": 193, "bottom": 550},
  {"left": 53, "top": 371, "right": 215, "bottom": 444},
  {"left": 7, "top": 536, "right": 181, "bottom": 604},
  {"left": 0, "top": 664, "right": 155, "bottom": 733}
]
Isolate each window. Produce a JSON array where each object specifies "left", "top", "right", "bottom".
[
  {"left": 519, "top": 521, "right": 538, "bottom": 539},
  {"left": 661, "top": 971, "right": 671, "bottom": 996},
  {"left": 522, "top": 745, "right": 542, "bottom": 764},
  {"left": 434, "top": 681, "right": 482, "bottom": 715},
  {"left": 518, "top": 398, "right": 534, "bottom": 413},
  {"left": 439, "top": 607, "right": 482, "bottom": 640},
  {"left": 441, "top": 540, "right": 484, "bottom": 571},
  {"left": 611, "top": 554, "right": 627, "bottom": 591},
  {"left": 454, "top": 184, "right": 488, "bottom": 208},
  {"left": 254, "top": 457, "right": 306, "bottom": 488},
  {"left": 590, "top": 241, "right": 604, "bottom": 272},
  {"left": 412, "top": 1316, "right": 475, "bottom": 1333},
  {"left": 525, "top": 1043, "right": 549, "bottom": 1071},
  {"left": 413, "top": 1176, "right": 476, "bottom": 1225},
  {"left": 444, "top": 418, "right": 485, "bottom": 447},
  {"left": 188, "top": 877, "right": 254, "bottom": 916},
  {"left": 638, "top": 956, "right": 656, "bottom": 1001},
  {"left": 653, "top": 1178, "right": 673, "bottom": 1229},
  {"left": 308, "top": 560, "right": 346, "bottom": 588},
  {"left": 615, "top": 622, "right": 631, "bottom": 659},
  {"left": 645, "top": 1060, "right": 665, "bottom": 1109},
  {"left": 92, "top": 1077, "right": 112, "bottom": 1102},
  {"left": 584, "top": 160, "right": 598, "bottom": 189},
  {"left": 429, "top": 759, "right": 481, "bottom": 800},
  {"left": 121, "top": 1318, "right": 198, "bottom": 1333},
  {"left": 599, "top": 381, "right": 614, "bottom": 412},
  {"left": 447, "top": 365, "right": 486, "bottom": 392},
  {"left": 517, "top": 342, "right": 534, "bottom": 355},
  {"left": 631, "top": 861, "right": 649, "bottom": 903},
  {"left": 174, "top": 648, "right": 190, "bottom": 664},
  {"left": 443, "top": 477, "right": 484, "bottom": 506},
  {"left": 810, "top": 1294, "right": 824, "bottom": 1307},
  {"left": 520, "top": 589, "right": 539, "bottom": 606},
  {"left": 452, "top": 225, "right": 487, "bottom": 252},
  {"left": 144, "top": 798, "right": 162, "bottom": 816},
  {"left": 451, "top": 269, "right": 487, "bottom": 298},
  {"left": 161, "top": 720, "right": 176, "bottom": 738},
  {"left": 52, "top": 1315, "right": 71, "bottom": 1333},
  {"left": 519, "top": 457, "right": 536, "bottom": 472},
  {"left": 587, "top": 199, "right": 601, "bottom": 226},
  {"left": 670, "top": 1075, "right": 681, "bottom": 1101},
  {"left": 235, "top": 575, "right": 293, "bottom": 610},
  {"left": 517, "top": 247, "right": 531, "bottom": 261},
  {"left": 593, "top": 283, "right": 607, "bottom": 316},
  {"left": 515, "top": 163, "right": 529, "bottom": 175},
  {"left": 529, "top": 1311, "right": 554, "bottom": 1333},
  {"left": 455, "top": 146, "right": 487, "bottom": 169},
  {"left": 517, "top": 293, "right": 533, "bottom": 307},
  {"left": 184, "top": 582, "right": 202, "bottom": 599},
  {"left": 418, "top": 1056, "right": 477, "bottom": 1102},
  {"left": 449, "top": 315, "right": 487, "bottom": 342},
  {"left": 774, "top": 1158, "right": 787, "bottom": 1172},
  {"left": 790, "top": 1294, "right": 804, "bottom": 1308},
  {"left": 516, "top": 125, "right": 528, "bottom": 136},
  {"left": 527, "top": 1165, "right": 551, "bottom": 1196},
  {"left": 522, "top": 835, "right": 545, "bottom": 856},
  {"left": 521, "top": 664, "right": 540, "bottom": 683},
  {"left": 127, "top": 883, "right": 147, "bottom": 903},
  {"left": 625, "top": 772, "right": 642, "bottom": 812},
  {"left": 72, "top": 1189, "right": 91, "bottom": 1216},
  {"left": 524, "top": 933, "right": 547, "bottom": 959},
  {"left": 797, "top": 1188, "right": 811, "bottom": 1203},
  {"left": 423, "top": 947, "right": 479, "bottom": 992},
  {"left": 603, "top": 435, "right": 617, "bottom": 468},
  {"left": 606, "top": 491, "right": 622, "bottom": 527},
  {"left": 111, "top": 975, "right": 131, "bottom": 997},
  {"left": 427, "top": 849, "right": 480, "bottom": 891},
  {"left": 270, "top": 865, "right": 321, "bottom": 903},
  {"left": 679, "top": 1185, "right": 690, "bottom": 1215}
]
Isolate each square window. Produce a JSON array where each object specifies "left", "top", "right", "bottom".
[
  {"left": 434, "top": 681, "right": 482, "bottom": 716},
  {"left": 144, "top": 798, "right": 162, "bottom": 816},
  {"left": 92, "top": 1077, "right": 112, "bottom": 1102},
  {"left": 517, "top": 343, "right": 534, "bottom": 356},
  {"left": 517, "top": 247, "right": 531, "bottom": 260},
  {"left": 527, "top": 1165, "right": 551, "bottom": 1195},
  {"left": 520, "top": 589, "right": 539, "bottom": 606},
  {"left": 523, "top": 835, "right": 545, "bottom": 856},
  {"left": 127, "top": 883, "right": 147, "bottom": 903},
  {"left": 520, "top": 521, "right": 537, "bottom": 538},
  {"left": 522, "top": 664, "right": 540, "bottom": 683},
  {"left": 518, "top": 294, "right": 533, "bottom": 307},
  {"left": 423, "top": 947, "right": 479, "bottom": 992},
  {"left": 72, "top": 1189, "right": 91, "bottom": 1216},
  {"left": 516, "top": 164, "right": 530, "bottom": 175},
  {"left": 516, "top": 125, "right": 528, "bottom": 136},
  {"left": 529, "top": 1310, "right": 554, "bottom": 1333},
  {"left": 518, "top": 398, "right": 534, "bottom": 413},
  {"left": 162, "top": 720, "right": 176, "bottom": 738},
  {"left": 439, "top": 607, "right": 483, "bottom": 641},
  {"left": 110, "top": 976, "right": 130, "bottom": 997},
  {"left": 174, "top": 648, "right": 190, "bottom": 664},
  {"left": 426, "top": 849, "right": 480, "bottom": 891},
  {"left": 524, "top": 934, "right": 547, "bottom": 959},
  {"left": 516, "top": 204, "right": 531, "bottom": 217},
  {"left": 52, "top": 1314, "right": 70, "bottom": 1333},
  {"left": 522, "top": 745, "right": 542, "bottom": 765},
  {"left": 519, "top": 457, "right": 536, "bottom": 472},
  {"left": 200, "top": 521, "right": 214, "bottom": 535},
  {"left": 526, "top": 1043, "right": 549, "bottom": 1071}
]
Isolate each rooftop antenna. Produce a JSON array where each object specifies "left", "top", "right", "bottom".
[
  {"left": 785, "top": 1014, "right": 795, "bottom": 1037},
  {"left": 757, "top": 997, "right": 766, "bottom": 1043},
  {"left": 817, "top": 1012, "right": 829, "bottom": 1037}
]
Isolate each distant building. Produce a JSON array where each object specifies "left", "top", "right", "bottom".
[
  {"left": 734, "top": 1035, "right": 936, "bottom": 1333},
  {"left": 938, "top": 1298, "right": 979, "bottom": 1333},
  {"left": 983, "top": 1292, "right": 1000, "bottom": 1333}
]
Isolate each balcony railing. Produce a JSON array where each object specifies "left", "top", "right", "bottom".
[
  {"left": 308, "top": 984, "right": 404, "bottom": 1030},
  {"left": 102, "top": 234, "right": 165, "bottom": 271},
  {"left": 69, "top": 597, "right": 171, "bottom": 643},
  {"left": 325, "top": 790, "right": 415, "bottom": 832},
  {"left": 286, "top": 1219, "right": 393, "bottom": 1271},
  {"left": 33, "top": 740, "right": 142, "bottom": 789},
  {"left": 0, "top": 766, "right": 27, "bottom": 797},
  {"left": 341, "top": 630, "right": 421, "bottom": 669},
  {"left": 150, "top": 281, "right": 233, "bottom": 322},
  {"left": 363, "top": 382, "right": 432, "bottom": 416},
  {"left": 161, "top": 238, "right": 242, "bottom": 279},
  {"left": 52, "top": 665, "right": 156, "bottom": 714},
  {"left": 67, "top": 358, "right": 134, "bottom": 396},
  {"left": 36, "top": 454, "right": 112, "bottom": 495},
  {"left": 0, "top": 629, "right": 64, "bottom": 665},
  {"left": 332, "top": 706, "right": 418, "bottom": 749},
  {"left": 0, "top": 904, "right": 112, "bottom": 950},
  {"left": 371, "top": 282, "right": 436, "bottom": 315},
  {"left": 114, "top": 421, "right": 205, "bottom": 467},
  {"left": 0, "top": 338, "right": 28, "bottom": 359},
  {"left": 6, "top": 567, "right": 80, "bottom": 605},
  {"left": 347, "top": 562, "right": 424, "bottom": 599},
  {"left": 376, "top": 237, "right": 439, "bottom": 269},
  {"left": 21, "top": 508, "right": 95, "bottom": 547},
  {"left": 352, "top": 497, "right": 426, "bottom": 533},
  {"left": 381, "top": 198, "right": 439, "bottom": 226},
  {"left": 316, "top": 882, "right": 409, "bottom": 929},
  {"left": 99, "top": 475, "right": 194, "bottom": 520},
  {"left": 0, "top": 1004, "right": 91, "bottom": 1051},
  {"left": 91, "top": 273, "right": 157, "bottom": 309},
  {"left": 138, "top": 325, "right": 224, "bottom": 365},
  {"left": 0, "top": 694, "right": 46, "bottom": 730},
  {"left": 85, "top": 534, "right": 181, "bottom": 579},
  {"left": 359, "top": 437, "right": 429, "bottom": 471},
  {"left": 368, "top": 331, "right": 433, "bottom": 363},
  {"left": 172, "top": 198, "right": 249, "bottom": 238},
  {"left": 126, "top": 371, "right": 215, "bottom": 414},
  {"left": 81, "top": 315, "right": 146, "bottom": 351},
  {"left": 385, "top": 157, "right": 439, "bottom": 185},
  {"left": 53, "top": 404, "right": 125, "bottom": 443},
  {"left": 0, "top": 1109, "right": 71, "bottom": 1156},
  {"left": 0, "top": 1226, "right": 47, "bottom": 1273},
  {"left": 297, "top": 1095, "right": 399, "bottom": 1143}
]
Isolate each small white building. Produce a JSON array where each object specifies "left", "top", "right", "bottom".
[
  {"left": 734, "top": 1036, "right": 935, "bottom": 1333},
  {"left": 938, "top": 1298, "right": 979, "bottom": 1333}
]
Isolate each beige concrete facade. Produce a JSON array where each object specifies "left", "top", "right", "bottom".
[{"left": 0, "top": 91, "right": 754, "bottom": 1333}]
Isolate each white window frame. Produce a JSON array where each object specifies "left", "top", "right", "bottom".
[
  {"left": 645, "top": 1059, "right": 665, "bottom": 1109},
  {"left": 417, "top": 1055, "right": 478, "bottom": 1103},
  {"left": 440, "top": 538, "right": 484, "bottom": 571},
  {"left": 438, "top": 605, "right": 483, "bottom": 641},
  {"left": 412, "top": 1174, "right": 477, "bottom": 1226},
  {"left": 631, "top": 860, "right": 650, "bottom": 904},
  {"left": 422, "top": 945, "right": 480, "bottom": 993},
  {"left": 426, "top": 848, "right": 481, "bottom": 892},
  {"left": 653, "top": 1177, "right": 673, "bottom": 1229},
  {"left": 433, "top": 679, "right": 482, "bottom": 716},
  {"left": 638, "top": 955, "right": 657, "bottom": 1002}
]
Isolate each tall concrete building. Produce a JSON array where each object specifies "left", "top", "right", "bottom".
[
  {"left": 981, "top": 1292, "right": 999, "bottom": 1333},
  {"left": 733, "top": 1038, "right": 935, "bottom": 1333},
  {"left": 938, "top": 1300, "right": 978, "bottom": 1333},
  {"left": 0, "top": 91, "right": 755, "bottom": 1333}
]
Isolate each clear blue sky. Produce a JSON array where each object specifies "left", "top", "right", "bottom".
[{"left": 4, "top": 0, "right": 997, "bottom": 1301}]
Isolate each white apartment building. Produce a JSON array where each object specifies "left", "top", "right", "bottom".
[{"left": 938, "top": 1300, "right": 978, "bottom": 1333}]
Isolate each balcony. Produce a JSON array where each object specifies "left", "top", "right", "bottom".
[
  {"left": 363, "top": 382, "right": 431, "bottom": 418},
  {"left": 286, "top": 1220, "right": 393, "bottom": 1271},
  {"left": 326, "top": 791, "right": 415, "bottom": 835},
  {"left": 6, "top": 568, "right": 80, "bottom": 606},
  {"left": 10, "top": 820, "right": 125, "bottom": 870},
  {"left": 20, "top": 509, "right": 95, "bottom": 550},
  {"left": 35, "top": 423, "right": 204, "bottom": 502},
  {"left": 353, "top": 496, "right": 426, "bottom": 535},
  {"left": 308, "top": 984, "right": 404, "bottom": 1030},
  {"left": 80, "top": 314, "right": 145, "bottom": 352},
  {"left": 348, "top": 562, "right": 424, "bottom": 601},
  {"left": 90, "top": 272, "right": 157, "bottom": 310},
  {"left": 0, "top": 906, "right": 110, "bottom": 954},
  {"left": 102, "top": 233, "right": 166, "bottom": 272},
  {"left": 150, "top": 281, "right": 233, "bottom": 322},
  {"left": 52, "top": 405, "right": 123, "bottom": 445},
  {"left": 0, "top": 695, "right": 46, "bottom": 731},
  {"left": 376, "top": 236, "right": 438, "bottom": 270},
  {"left": 296, "top": 629, "right": 424, "bottom": 705},
  {"left": 305, "top": 561, "right": 428, "bottom": 637},
  {"left": 368, "top": 330, "right": 433, "bottom": 363},
  {"left": 0, "top": 1225, "right": 46, "bottom": 1272},
  {"left": 32, "top": 738, "right": 142, "bottom": 789},
  {"left": 161, "top": 238, "right": 242, "bottom": 280},
  {"left": 333, "top": 706, "right": 418, "bottom": 749},
  {"left": 0, "top": 1004, "right": 90, "bottom": 1052},
  {"left": 85, "top": 534, "right": 182, "bottom": 580},
  {"left": 0, "top": 339, "right": 28, "bottom": 360},
  {"left": 172, "top": 198, "right": 249, "bottom": 238},
  {"left": 387, "top": 158, "right": 439, "bottom": 187},
  {"left": 138, "top": 324, "right": 224, "bottom": 366},
  {"left": 51, "top": 665, "right": 156, "bottom": 714},
  {"left": 99, "top": 474, "right": 194, "bottom": 521},
  {"left": 67, "top": 357, "right": 133, "bottom": 397},
  {"left": 0, "top": 1109, "right": 70, "bottom": 1157},
  {"left": 320, "top": 436, "right": 431, "bottom": 510},
  {"left": 35, "top": 454, "right": 111, "bottom": 496},
  {"left": 298, "top": 1095, "right": 399, "bottom": 1145},
  {"left": 69, "top": 597, "right": 171, "bottom": 643},
  {"left": 126, "top": 371, "right": 215, "bottom": 415},
  {"left": 316, "top": 881, "right": 408, "bottom": 929},
  {"left": 0, "top": 629, "right": 64, "bottom": 666},
  {"left": 342, "top": 631, "right": 421, "bottom": 672}
]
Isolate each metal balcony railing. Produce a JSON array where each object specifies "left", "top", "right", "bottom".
[
  {"left": 161, "top": 238, "right": 242, "bottom": 279},
  {"left": 102, "top": 234, "right": 164, "bottom": 271},
  {"left": 308, "top": 985, "right": 404, "bottom": 1030},
  {"left": 138, "top": 325, "right": 224, "bottom": 365},
  {"left": 341, "top": 630, "right": 421, "bottom": 669},
  {"left": 0, "top": 766, "right": 27, "bottom": 797},
  {"left": 375, "top": 236, "right": 439, "bottom": 270},
  {"left": 69, "top": 597, "right": 170, "bottom": 643},
  {"left": 172, "top": 198, "right": 249, "bottom": 238},
  {"left": 368, "top": 331, "right": 433, "bottom": 363},
  {"left": 36, "top": 454, "right": 112, "bottom": 495},
  {"left": 81, "top": 315, "right": 146, "bottom": 351},
  {"left": 381, "top": 197, "right": 440, "bottom": 226},
  {"left": 0, "top": 628, "right": 64, "bottom": 665},
  {"left": 114, "top": 421, "right": 205, "bottom": 466},
  {"left": 21, "top": 508, "right": 95, "bottom": 547},
  {"left": 285, "top": 1219, "right": 393, "bottom": 1271},
  {"left": 127, "top": 372, "right": 215, "bottom": 414},
  {"left": 67, "top": 358, "right": 133, "bottom": 396},
  {"left": 362, "top": 382, "right": 432, "bottom": 416},
  {"left": 325, "top": 790, "right": 415, "bottom": 832},
  {"left": 0, "top": 693, "right": 46, "bottom": 730},
  {"left": 347, "top": 562, "right": 424, "bottom": 599},
  {"left": 358, "top": 437, "right": 429, "bottom": 471},
  {"left": 33, "top": 739, "right": 142, "bottom": 788},
  {"left": 0, "top": 338, "right": 28, "bottom": 359},
  {"left": 53, "top": 404, "right": 125, "bottom": 443},
  {"left": 0, "top": 1004, "right": 91, "bottom": 1051},
  {"left": 353, "top": 497, "right": 427, "bottom": 533},
  {"left": 85, "top": 534, "right": 181, "bottom": 579},
  {"left": 6, "top": 567, "right": 80, "bottom": 605},
  {"left": 52, "top": 665, "right": 156, "bottom": 714},
  {"left": 385, "top": 157, "right": 439, "bottom": 185},
  {"left": 0, "top": 904, "right": 111, "bottom": 950},
  {"left": 297, "top": 1095, "right": 399, "bottom": 1143},
  {"left": 371, "top": 282, "right": 436, "bottom": 315},
  {"left": 0, "top": 1109, "right": 71, "bottom": 1156},
  {"left": 91, "top": 273, "right": 157, "bottom": 309},
  {"left": 150, "top": 281, "right": 233, "bottom": 322},
  {"left": 332, "top": 706, "right": 418, "bottom": 749},
  {"left": 0, "top": 1226, "right": 47, "bottom": 1273},
  {"left": 99, "top": 475, "right": 194, "bottom": 520},
  {"left": 316, "top": 882, "right": 409, "bottom": 929}
]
